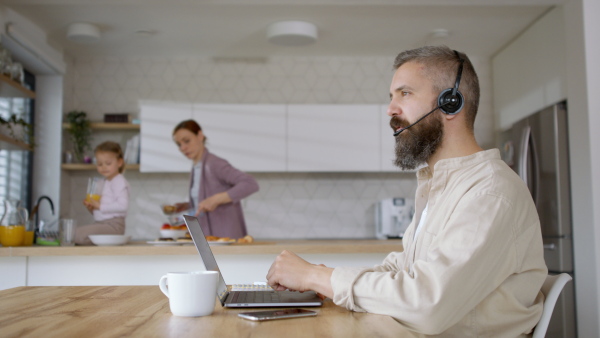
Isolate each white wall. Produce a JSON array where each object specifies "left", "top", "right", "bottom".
[
  {"left": 33, "top": 76, "right": 63, "bottom": 222},
  {"left": 0, "top": 5, "right": 65, "bottom": 226},
  {"left": 61, "top": 54, "right": 494, "bottom": 241},
  {"left": 493, "top": 3, "right": 600, "bottom": 336},
  {"left": 492, "top": 6, "right": 566, "bottom": 131},
  {"left": 564, "top": 0, "right": 600, "bottom": 336}
]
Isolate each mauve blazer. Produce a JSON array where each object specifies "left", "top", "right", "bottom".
[{"left": 189, "top": 149, "right": 259, "bottom": 238}]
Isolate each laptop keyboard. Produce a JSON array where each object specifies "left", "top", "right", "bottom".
[{"left": 231, "top": 291, "right": 280, "bottom": 303}]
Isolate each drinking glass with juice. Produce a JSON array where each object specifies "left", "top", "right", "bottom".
[
  {"left": 22, "top": 220, "right": 35, "bottom": 246},
  {"left": 86, "top": 177, "right": 105, "bottom": 203}
]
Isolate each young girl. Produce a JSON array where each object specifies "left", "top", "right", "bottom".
[{"left": 75, "top": 141, "right": 130, "bottom": 245}]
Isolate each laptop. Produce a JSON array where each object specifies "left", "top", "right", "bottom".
[{"left": 183, "top": 215, "right": 323, "bottom": 308}]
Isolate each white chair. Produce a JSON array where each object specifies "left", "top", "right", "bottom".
[{"left": 532, "top": 273, "right": 573, "bottom": 338}]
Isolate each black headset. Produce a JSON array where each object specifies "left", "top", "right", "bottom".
[{"left": 437, "top": 50, "right": 465, "bottom": 115}]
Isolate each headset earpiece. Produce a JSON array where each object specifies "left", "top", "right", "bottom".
[
  {"left": 438, "top": 50, "right": 465, "bottom": 115},
  {"left": 437, "top": 89, "right": 464, "bottom": 115}
]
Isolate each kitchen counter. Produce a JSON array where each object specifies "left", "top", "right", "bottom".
[
  {"left": 0, "top": 239, "right": 402, "bottom": 257},
  {"left": 1, "top": 239, "right": 403, "bottom": 291}
]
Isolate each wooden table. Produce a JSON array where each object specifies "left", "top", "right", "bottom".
[{"left": 0, "top": 285, "right": 419, "bottom": 337}]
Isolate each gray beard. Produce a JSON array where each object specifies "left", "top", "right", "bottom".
[{"left": 393, "top": 113, "right": 444, "bottom": 170}]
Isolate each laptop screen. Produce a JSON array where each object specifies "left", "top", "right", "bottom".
[{"left": 183, "top": 215, "right": 229, "bottom": 304}]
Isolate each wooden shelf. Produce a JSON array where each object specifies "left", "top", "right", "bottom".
[
  {"left": 62, "top": 123, "right": 140, "bottom": 130},
  {"left": 0, "top": 73, "right": 35, "bottom": 99},
  {"left": 62, "top": 123, "right": 139, "bottom": 170},
  {"left": 0, "top": 133, "right": 32, "bottom": 151},
  {"left": 61, "top": 164, "right": 140, "bottom": 171}
]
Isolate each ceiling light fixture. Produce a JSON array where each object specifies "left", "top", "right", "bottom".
[
  {"left": 267, "top": 21, "right": 318, "bottom": 46},
  {"left": 67, "top": 22, "right": 101, "bottom": 43},
  {"left": 429, "top": 29, "right": 450, "bottom": 39},
  {"left": 135, "top": 29, "right": 157, "bottom": 37}
]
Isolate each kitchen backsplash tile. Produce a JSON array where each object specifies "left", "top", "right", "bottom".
[
  {"left": 61, "top": 54, "right": 491, "bottom": 240},
  {"left": 64, "top": 171, "right": 417, "bottom": 240}
]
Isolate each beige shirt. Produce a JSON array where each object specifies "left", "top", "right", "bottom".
[{"left": 331, "top": 149, "right": 547, "bottom": 337}]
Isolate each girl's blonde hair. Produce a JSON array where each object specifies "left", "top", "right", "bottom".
[{"left": 95, "top": 141, "right": 125, "bottom": 173}]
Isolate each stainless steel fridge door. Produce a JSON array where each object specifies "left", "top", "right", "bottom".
[
  {"left": 543, "top": 237, "right": 574, "bottom": 272},
  {"left": 527, "top": 103, "right": 572, "bottom": 237},
  {"left": 505, "top": 102, "right": 576, "bottom": 338}
]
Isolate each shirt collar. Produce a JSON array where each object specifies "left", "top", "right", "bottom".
[{"left": 417, "top": 149, "right": 501, "bottom": 180}]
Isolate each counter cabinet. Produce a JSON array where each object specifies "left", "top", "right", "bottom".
[{"left": 0, "top": 239, "right": 402, "bottom": 291}]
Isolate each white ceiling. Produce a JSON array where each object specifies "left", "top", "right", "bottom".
[{"left": 0, "top": 0, "right": 560, "bottom": 60}]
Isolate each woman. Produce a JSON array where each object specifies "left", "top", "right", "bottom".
[{"left": 172, "top": 120, "right": 259, "bottom": 238}]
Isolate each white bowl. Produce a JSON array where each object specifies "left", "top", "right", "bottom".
[
  {"left": 160, "top": 229, "right": 188, "bottom": 239},
  {"left": 89, "top": 235, "right": 130, "bottom": 246}
]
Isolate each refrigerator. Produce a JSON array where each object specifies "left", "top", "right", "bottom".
[{"left": 500, "top": 101, "right": 576, "bottom": 338}]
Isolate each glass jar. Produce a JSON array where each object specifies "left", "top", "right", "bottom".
[{"left": 0, "top": 199, "right": 29, "bottom": 247}]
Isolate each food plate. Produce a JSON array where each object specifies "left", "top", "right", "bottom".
[
  {"left": 159, "top": 229, "right": 188, "bottom": 239},
  {"left": 161, "top": 204, "right": 188, "bottom": 216},
  {"left": 208, "top": 241, "right": 235, "bottom": 246},
  {"left": 146, "top": 240, "right": 193, "bottom": 246},
  {"left": 90, "top": 235, "right": 130, "bottom": 246}
]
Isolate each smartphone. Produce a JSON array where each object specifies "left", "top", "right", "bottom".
[{"left": 237, "top": 309, "right": 317, "bottom": 321}]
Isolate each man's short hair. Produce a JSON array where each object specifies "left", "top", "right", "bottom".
[{"left": 393, "top": 46, "right": 480, "bottom": 130}]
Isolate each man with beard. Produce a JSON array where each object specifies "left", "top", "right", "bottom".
[{"left": 266, "top": 46, "right": 547, "bottom": 336}]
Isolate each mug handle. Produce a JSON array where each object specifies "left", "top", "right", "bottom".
[{"left": 159, "top": 275, "right": 169, "bottom": 298}]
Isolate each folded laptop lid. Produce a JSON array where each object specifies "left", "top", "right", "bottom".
[{"left": 183, "top": 215, "right": 229, "bottom": 305}]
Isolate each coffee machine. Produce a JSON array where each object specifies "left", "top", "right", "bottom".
[{"left": 375, "top": 198, "right": 414, "bottom": 239}]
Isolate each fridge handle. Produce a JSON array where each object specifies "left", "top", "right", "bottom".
[
  {"left": 529, "top": 128, "right": 541, "bottom": 205},
  {"left": 518, "top": 126, "right": 530, "bottom": 184},
  {"left": 518, "top": 125, "right": 540, "bottom": 204}
]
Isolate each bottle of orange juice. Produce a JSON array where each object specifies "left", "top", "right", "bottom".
[{"left": 0, "top": 199, "right": 29, "bottom": 247}]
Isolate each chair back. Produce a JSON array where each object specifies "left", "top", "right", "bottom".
[{"left": 532, "top": 273, "right": 572, "bottom": 338}]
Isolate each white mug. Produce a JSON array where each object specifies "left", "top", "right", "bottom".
[{"left": 159, "top": 271, "right": 219, "bottom": 317}]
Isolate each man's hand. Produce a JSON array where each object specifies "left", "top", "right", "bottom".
[{"left": 266, "top": 250, "right": 334, "bottom": 299}]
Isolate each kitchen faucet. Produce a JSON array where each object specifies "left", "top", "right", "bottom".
[{"left": 32, "top": 195, "right": 55, "bottom": 230}]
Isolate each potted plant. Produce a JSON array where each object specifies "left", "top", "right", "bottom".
[
  {"left": 0, "top": 114, "right": 35, "bottom": 148},
  {"left": 65, "top": 110, "right": 92, "bottom": 162}
]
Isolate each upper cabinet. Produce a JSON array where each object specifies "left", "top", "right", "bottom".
[
  {"left": 492, "top": 7, "right": 566, "bottom": 131},
  {"left": 140, "top": 103, "right": 399, "bottom": 173},
  {"left": 140, "top": 101, "right": 192, "bottom": 172},
  {"left": 193, "top": 104, "right": 286, "bottom": 172},
  {"left": 379, "top": 105, "right": 398, "bottom": 171},
  {"left": 287, "top": 104, "right": 380, "bottom": 172}
]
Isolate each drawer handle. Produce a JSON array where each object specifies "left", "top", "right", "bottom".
[{"left": 543, "top": 243, "right": 556, "bottom": 250}]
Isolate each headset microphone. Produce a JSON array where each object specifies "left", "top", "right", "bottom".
[
  {"left": 392, "top": 50, "right": 465, "bottom": 137},
  {"left": 393, "top": 105, "right": 442, "bottom": 136}
]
